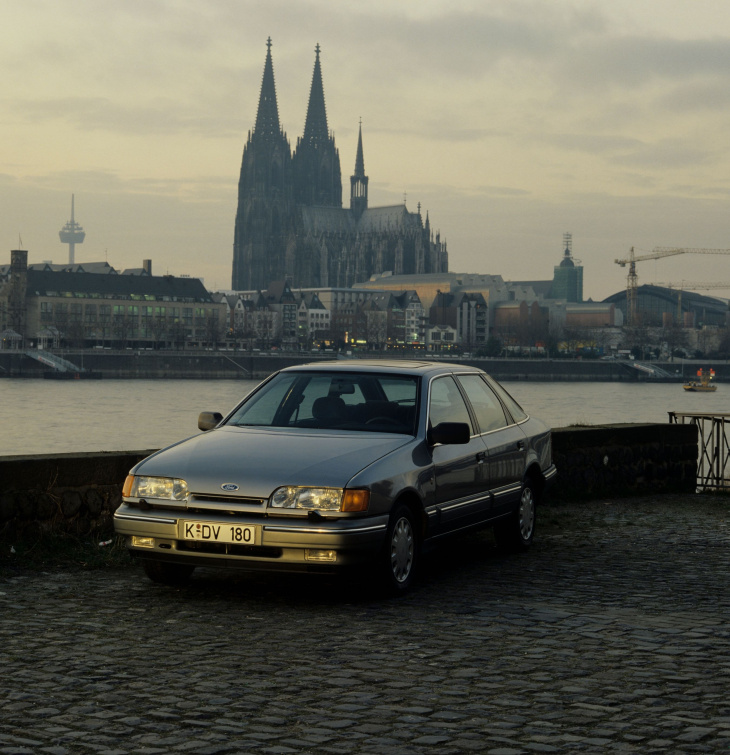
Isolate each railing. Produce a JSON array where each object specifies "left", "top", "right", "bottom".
[{"left": 668, "top": 411, "right": 730, "bottom": 490}]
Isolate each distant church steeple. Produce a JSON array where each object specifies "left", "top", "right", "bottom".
[
  {"left": 232, "top": 37, "right": 293, "bottom": 290},
  {"left": 253, "top": 37, "right": 283, "bottom": 143},
  {"left": 292, "top": 43, "right": 342, "bottom": 207},
  {"left": 350, "top": 119, "right": 368, "bottom": 220},
  {"left": 301, "top": 43, "right": 329, "bottom": 147}
]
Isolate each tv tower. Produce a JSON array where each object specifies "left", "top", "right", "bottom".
[{"left": 59, "top": 194, "right": 85, "bottom": 264}]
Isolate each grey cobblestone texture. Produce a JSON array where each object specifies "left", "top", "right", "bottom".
[{"left": 1, "top": 495, "right": 729, "bottom": 754}]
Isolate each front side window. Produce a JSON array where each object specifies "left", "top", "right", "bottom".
[{"left": 428, "top": 376, "right": 473, "bottom": 432}]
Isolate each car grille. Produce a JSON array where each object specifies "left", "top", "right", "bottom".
[
  {"left": 192, "top": 494, "right": 265, "bottom": 505},
  {"left": 177, "top": 541, "right": 282, "bottom": 558},
  {"left": 186, "top": 494, "right": 267, "bottom": 516}
]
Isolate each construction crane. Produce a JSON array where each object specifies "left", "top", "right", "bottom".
[{"left": 615, "top": 247, "right": 730, "bottom": 325}]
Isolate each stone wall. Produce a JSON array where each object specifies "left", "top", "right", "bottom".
[
  {"left": 0, "top": 423, "right": 698, "bottom": 542},
  {"left": 552, "top": 423, "right": 698, "bottom": 500},
  {"left": 0, "top": 450, "right": 155, "bottom": 541}
]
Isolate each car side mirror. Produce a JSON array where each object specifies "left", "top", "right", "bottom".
[
  {"left": 428, "top": 422, "right": 471, "bottom": 446},
  {"left": 198, "top": 411, "right": 223, "bottom": 432}
]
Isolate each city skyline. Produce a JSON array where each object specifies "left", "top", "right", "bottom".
[{"left": 1, "top": 1, "right": 729, "bottom": 300}]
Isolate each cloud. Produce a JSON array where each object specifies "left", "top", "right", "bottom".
[
  {"left": 10, "top": 95, "right": 241, "bottom": 139},
  {"left": 561, "top": 36, "right": 730, "bottom": 92},
  {"left": 2, "top": 0, "right": 730, "bottom": 303},
  {"left": 612, "top": 139, "right": 719, "bottom": 171}
]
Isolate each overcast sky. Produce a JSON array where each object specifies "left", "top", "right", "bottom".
[{"left": 2, "top": 0, "right": 729, "bottom": 300}]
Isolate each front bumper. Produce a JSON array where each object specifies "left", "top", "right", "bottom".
[{"left": 113, "top": 503, "right": 389, "bottom": 573}]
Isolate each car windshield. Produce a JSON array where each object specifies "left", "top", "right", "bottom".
[{"left": 227, "top": 371, "right": 420, "bottom": 434}]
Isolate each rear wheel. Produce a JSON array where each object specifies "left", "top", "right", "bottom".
[
  {"left": 141, "top": 559, "right": 195, "bottom": 586},
  {"left": 380, "top": 504, "right": 418, "bottom": 594},
  {"left": 494, "top": 478, "right": 537, "bottom": 551}
]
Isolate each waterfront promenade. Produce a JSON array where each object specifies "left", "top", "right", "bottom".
[
  {"left": 0, "top": 349, "right": 724, "bottom": 382},
  {"left": 1, "top": 494, "right": 728, "bottom": 754}
]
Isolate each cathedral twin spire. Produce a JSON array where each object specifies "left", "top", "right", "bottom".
[
  {"left": 300, "top": 44, "right": 330, "bottom": 150},
  {"left": 234, "top": 39, "right": 447, "bottom": 292},
  {"left": 252, "top": 39, "right": 367, "bottom": 210},
  {"left": 292, "top": 41, "right": 342, "bottom": 207},
  {"left": 253, "top": 37, "right": 282, "bottom": 142}
]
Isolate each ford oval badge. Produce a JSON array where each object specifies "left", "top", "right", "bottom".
[{"left": 221, "top": 483, "right": 239, "bottom": 492}]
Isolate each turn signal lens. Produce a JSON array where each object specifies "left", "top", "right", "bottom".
[
  {"left": 122, "top": 475, "right": 134, "bottom": 498},
  {"left": 341, "top": 489, "right": 370, "bottom": 512}
]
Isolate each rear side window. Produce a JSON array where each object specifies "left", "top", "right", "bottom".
[
  {"left": 457, "top": 374, "right": 508, "bottom": 432},
  {"left": 485, "top": 376, "right": 528, "bottom": 423}
]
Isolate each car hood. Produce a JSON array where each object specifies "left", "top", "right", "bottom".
[{"left": 133, "top": 426, "right": 412, "bottom": 498}]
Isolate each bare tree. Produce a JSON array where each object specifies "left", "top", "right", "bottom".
[
  {"left": 365, "top": 310, "right": 388, "bottom": 350},
  {"left": 204, "top": 313, "right": 226, "bottom": 349},
  {"left": 661, "top": 320, "right": 690, "bottom": 360}
]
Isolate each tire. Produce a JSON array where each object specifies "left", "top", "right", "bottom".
[
  {"left": 380, "top": 504, "right": 418, "bottom": 594},
  {"left": 141, "top": 559, "right": 195, "bottom": 586},
  {"left": 494, "top": 477, "right": 537, "bottom": 551}
]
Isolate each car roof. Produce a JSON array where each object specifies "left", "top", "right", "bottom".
[{"left": 279, "top": 360, "right": 485, "bottom": 377}]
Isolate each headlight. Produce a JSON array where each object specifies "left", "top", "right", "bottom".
[
  {"left": 271, "top": 487, "right": 342, "bottom": 510},
  {"left": 270, "top": 487, "right": 370, "bottom": 512},
  {"left": 123, "top": 475, "right": 188, "bottom": 501}
]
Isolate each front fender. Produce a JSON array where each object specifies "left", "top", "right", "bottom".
[{"left": 347, "top": 440, "right": 431, "bottom": 517}]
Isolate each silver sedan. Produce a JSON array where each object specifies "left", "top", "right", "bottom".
[{"left": 114, "top": 360, "right": 556, "bottom": 593}]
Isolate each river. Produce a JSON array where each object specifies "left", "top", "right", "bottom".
[{"left": 1, "top": 377, "right": 726, "bottom": 457}]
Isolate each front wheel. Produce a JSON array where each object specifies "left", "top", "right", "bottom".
[
  {"left": 379, "top": 504, "right": 418, "bottom": 594},
  {"left": 141, "top": 559, "right": 195, "bottom": 586},
  {"left": 494, "top": 478, "right": 537, "bottom": 551}
]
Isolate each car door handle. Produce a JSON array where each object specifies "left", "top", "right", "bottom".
[
  {"left": 476, "top": 451, "right": 487, "bottom": 463},
  {"left": 516, "top": 441, "right": 525, "bottom": 451}
]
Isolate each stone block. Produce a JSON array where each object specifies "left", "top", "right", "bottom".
[
  {"left": 16, "top": 492, "right": 36, "bottom": 519},
  {"left": 36, "top": 493, "right": 57, "bottom": 520},
  {"left": 0, "top": 492, "right": 16, "bottom": 521},
  {"left": 85, "top": 489, "right": 103, "bottom": 516},
  {"left": 61, "top": 490, "right": 83, "bottom": 518}
]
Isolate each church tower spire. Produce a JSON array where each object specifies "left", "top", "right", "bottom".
[
  {"left": 292, "top": 43, "right": 342, "bottom": 207},
  {"left": 301, "top": 43, "right": 329, "bottom": 146},
  {"left": 232, "top": 37, "right": 293, "bottom": 290},
  {"left": 350, "top": 119, "right": 368, "bottom": 220},
  {"left": 253, "top": 37, "right": 282, "bottom": 142}
]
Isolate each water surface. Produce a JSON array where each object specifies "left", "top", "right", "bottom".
[{"left": 1, "top": 377, "right": 725, "bottom": 456}]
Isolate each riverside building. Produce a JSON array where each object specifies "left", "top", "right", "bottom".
[{"left": 0, "top": 250, "right": 225, "bottom": 349}]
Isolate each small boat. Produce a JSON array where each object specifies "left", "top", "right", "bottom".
[{"left": 683, "top": 368, "right": 717, "bottom": 392}]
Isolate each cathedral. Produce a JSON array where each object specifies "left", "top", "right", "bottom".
[{"left": 231, "top": 39, "right": 449, "bottom": 291}]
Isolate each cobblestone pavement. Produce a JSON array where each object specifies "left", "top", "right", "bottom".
[{"left": 1, "top": 495, "right": 729, "bottom": 754}]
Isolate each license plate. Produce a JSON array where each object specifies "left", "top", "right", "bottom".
[{"left": 180, "top": 521, "right": 259, "bottom": 545}]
